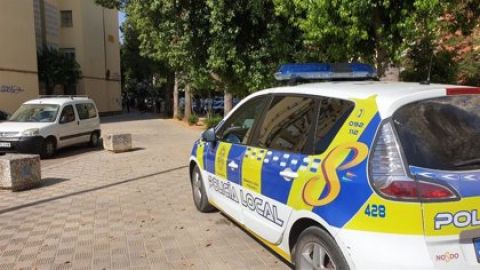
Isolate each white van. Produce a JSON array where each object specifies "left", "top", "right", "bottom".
[{"left": 0, "top": 96, "right": 101, "bottom": 158}]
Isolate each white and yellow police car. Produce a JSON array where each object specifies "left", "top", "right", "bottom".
[{"left": 189, "top": 63, "right": 480, "bottom": 270}]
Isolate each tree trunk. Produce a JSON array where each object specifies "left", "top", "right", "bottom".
[
  {"left": 184, "top": 82, "right": 192, "bottom": 122},
  {"left": 224, "top": 90, "right": 233, "bottom": 116},
  {"left": 373, "top": 6, "right": 389, "bottom": 78},
  {"left": 173, "top": 72, "right": 179, "bottom": 119}
]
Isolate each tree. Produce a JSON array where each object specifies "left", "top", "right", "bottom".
[
  {"left": 94, "top": 0, "right": 126, "bottom": 10},
  {"left": 207, "top": 0, "right": 303, "bottom": 114},
  {"left": 37, "top": 47, "right": 81, "bottom": 95},
  {"left": 125, "top": 0, "right": 212, "bottom": 120},
  {"left": 273, "top": 0, "right": 446, "bottom": 77},
  {"left": 401, "top": 0, "right": 480, "bottom": 85},
  {"left": 121, "top": 18, "right": 171, "bottom": 112}
]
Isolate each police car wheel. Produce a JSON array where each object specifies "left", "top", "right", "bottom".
[
  {"left": 294, "top": 227, "right": 349, "bottom": 270},
  {"left": 191, "top": 165, "right": 215, "bottom": 213}
]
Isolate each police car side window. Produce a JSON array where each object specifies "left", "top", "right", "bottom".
[
  {"left": 218, "top": 96, "right": 268, "bottom": 145},
  {"left": 255, "top": 96, "right": 316, "bottom": 153},
  {"left": 314, "top": 98, "right": 354, "bottom": 154}
]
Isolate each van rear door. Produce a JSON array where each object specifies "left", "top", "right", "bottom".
[{"left": 393, "top": 93, "right": 480, "bottom": 268}]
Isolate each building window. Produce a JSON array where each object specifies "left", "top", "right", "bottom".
[
  {"left": 60, "top": 10, "right": 73, "bottom": 27},
  {"left": 60, "top": 48, "right": 75, "bottom": 60}
]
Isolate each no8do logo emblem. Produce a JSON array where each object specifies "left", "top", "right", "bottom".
[{"left": 302, "top": 142, "right": 369, "bottom": 207}]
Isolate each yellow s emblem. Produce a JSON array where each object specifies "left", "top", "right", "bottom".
[{"left": 303, "top": 142, "right": 369, "bottom": 207}]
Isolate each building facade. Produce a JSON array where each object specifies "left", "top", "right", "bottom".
[{"left": 0, "top": 0, "right": 121, "bottom": 114}]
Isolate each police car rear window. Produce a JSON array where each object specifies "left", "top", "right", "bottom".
[{"left": 393, "top": 96, "right": 480, "bottom": 170}]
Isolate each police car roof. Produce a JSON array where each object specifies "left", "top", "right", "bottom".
[{"left": 252, "top": 81, "right": 470, "bottom": 118}]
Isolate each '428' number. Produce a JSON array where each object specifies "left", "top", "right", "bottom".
[{"left": 365, "top": 204, "right": 386, "bottom": 218}]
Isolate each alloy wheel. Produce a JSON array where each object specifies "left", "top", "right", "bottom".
[
  {"left": 299, "top": 242, "right": 336, "bottom": 270},
  {"left": 192, "top": 171, "right": 202, "bottom": 205}
]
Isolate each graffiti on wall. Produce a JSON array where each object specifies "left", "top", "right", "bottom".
[{"left": 0, "top": 85, "right": 24, "bottom": 94}]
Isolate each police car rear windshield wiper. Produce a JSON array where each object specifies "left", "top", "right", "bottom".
[{"left": 454, "top": 158, "right": 480, "bottom": 168}]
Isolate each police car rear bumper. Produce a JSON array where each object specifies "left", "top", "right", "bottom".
[
  {"left": 0, "top": 136, "right": 44, "bottom": 155},
  {"left": 337, "top": 229, "right": 480, "bottom": 270}
]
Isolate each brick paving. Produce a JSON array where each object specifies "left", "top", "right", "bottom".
[{"left": 0, "top": 113, "right": 290, "bottom": 270}]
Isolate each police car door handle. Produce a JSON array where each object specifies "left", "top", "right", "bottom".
[
  {"left": 279, "top": 169, "right": 298, "bottom": 180},
  {"left": 228, "top": 160, "right": 239, "bottom": 170}
]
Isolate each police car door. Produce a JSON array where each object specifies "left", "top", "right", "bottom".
[
  {"left": 241, "top": 95, "right": 317, "bottom": 244},
  {"left": 203, "top": 96, "right": 270, "bottom": 224}
]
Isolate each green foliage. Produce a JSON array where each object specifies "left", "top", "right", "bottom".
[
  {"left": 94, "top": 0, "right": 126, "bottom": 10},
  {"left": 188, "top": 114, "right": 199, "bottom": 126},
  {"left": 121, "top": 18, "right": 170, "bottom": 98},
  {"left": 205, "top": 114, "right": 223, "bottom": 129},
  {"left": 400, "top": 49, "right": 458, "bottom": 84},
  {"left": 401, "top": 0, "right": 480, "bottom": 85},
  {"left": 37, "top": 47, "right": 82, "bottom": 95},
  {"left": 207, "top": 0, "right": 302, "bottom": 94},
  {"left": 126, "top": 0, "right": 211, "bottom": 87},
  {"left": 274, "top": 0, "right": 445, "bottom": 76},
  {"left": 100, "top": 0, "right": 480, "bottom": 103}
]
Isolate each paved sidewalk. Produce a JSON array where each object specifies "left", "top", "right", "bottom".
[{"left": 0, "top": 113, "right": 289, "bottom": 270}]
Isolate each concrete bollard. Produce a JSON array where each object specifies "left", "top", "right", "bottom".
[
  {"left": 0, "top": 154, "right": 42, "bottom": 191},
  {"left": 103, "top": 134, "right": 132, "bottom": 153}
]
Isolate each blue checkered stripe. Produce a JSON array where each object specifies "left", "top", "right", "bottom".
[{"left": 261, "top": 150, "right": 309, "bottom": 203}]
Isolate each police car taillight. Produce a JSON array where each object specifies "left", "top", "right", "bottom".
[
  {"left": 446, "top": 87, "right": 480, "bottom": 95},
  {"left": 369, "top": 122, "right": 457, "bottom": 201}
]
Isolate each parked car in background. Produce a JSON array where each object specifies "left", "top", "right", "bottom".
[
  {"left": 0, "top": 96, "right": 101, "bottom": 158},
  {"left": 212, "top": 100, "right": 224, "bottom": 114}
]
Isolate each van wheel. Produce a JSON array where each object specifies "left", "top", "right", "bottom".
[
  {"left": 190, "top": 165, "right": 215, "bottom": 213},
  {"left": 294, "top": 227, "right": 349, "bottom": 270},
  {"left": 41, "top": 138, "right": 56, "bottom": 159},
  {"left": 89, "top": 132, "right": 100, "bottom": 147}
]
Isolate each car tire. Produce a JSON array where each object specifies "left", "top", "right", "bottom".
[
  {"left": 41, "top": 137, "right": 56, "bottom": 159},
  {"left": 293, "top": 227, "right": 350, "bottom": 270},
  {"left": 190, "top": 165, "right": 216, "bottom": 213},
  {"left": 89, "top": 132, "right": 100, "bottom": 147}
]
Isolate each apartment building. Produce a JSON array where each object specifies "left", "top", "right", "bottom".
[{"left": 0, "top": 0, "right": 121, "bottom": 114}]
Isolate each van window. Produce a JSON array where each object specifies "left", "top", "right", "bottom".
[
  {"left": 255, "top": 96, "right": 316, "bottom": 153},
  {"left": 314, "top": 98, "right": 354, "bottom": 154},
  {"left": 217, "top": 96, "right": 268, "bottom": 145},
  {"left": 75, "top": 103, "right": 97, "bottom": 120},
  {"left": 9, "top": 104, "right": 59, "bottom": 123},
  {"left": 394, "top": 96, "right": 480, "bottom": 170},
  {"left": 76, "top": 104, "right": 89, "bottom": 120},
  {"left": 86, "top": 103, "right": 97, "bottom": 118},
  {"left": 60, "top": 105, "right": 76, "bottom": 123}
]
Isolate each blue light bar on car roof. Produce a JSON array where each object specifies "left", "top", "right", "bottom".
[{"left": 274, "top": 63, "right": 378, "bottom": 81}]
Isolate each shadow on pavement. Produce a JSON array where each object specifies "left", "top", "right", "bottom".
[
  {"left": 50, "top": 144, "right": 104, "bottom": 160},
  {"left": 38, "top": 177, "right": 70, "bottom": 188},
  {"left": 104, "top": 147, "right": 146, "bottom": 155},
  {"left": 0, "top": 165, "right": 188, "bottom": 216}
]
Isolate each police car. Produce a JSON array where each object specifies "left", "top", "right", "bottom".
[{"left": 189, "top": 63, "right": 480, "bottom": 270}]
